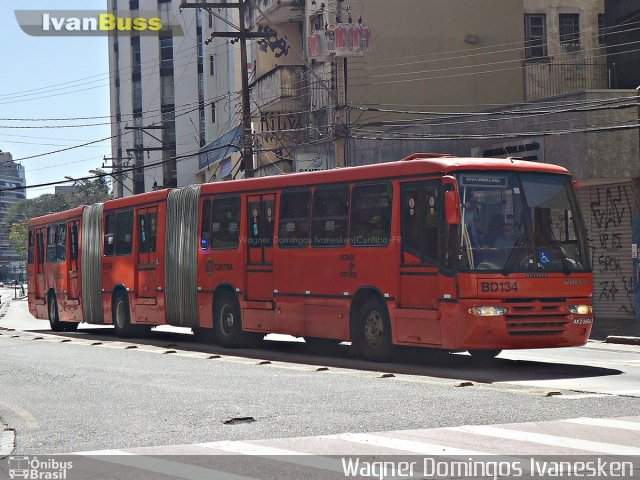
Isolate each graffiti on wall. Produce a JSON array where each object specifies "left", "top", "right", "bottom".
[{"left": 589, "top": 185, "right": 634, "bottom": 317}]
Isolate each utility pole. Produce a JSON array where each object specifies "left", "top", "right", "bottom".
[{"left": 180, "top": 1, "right": 271, "bottom": 178}]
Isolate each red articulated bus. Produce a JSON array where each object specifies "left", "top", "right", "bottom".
[{"left": 27, "top": 154, "right": 594, "bottom": 361}]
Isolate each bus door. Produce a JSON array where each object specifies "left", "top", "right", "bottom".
[
  {"left": 136, "top": 207, "right": 159, "bottom": 301},
  {"left": 67, "top": 221, "right": 81, "bottom": 299},
  {"left": 34, "top": 228, "right": 47, "bottom": 305},
  {"left": 246, "top": 194, "right": 275, "bottom": 301},
  {"left": 398, "top": 181, "right": 442, "bottom": 345}
]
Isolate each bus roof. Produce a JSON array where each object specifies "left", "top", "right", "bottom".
[
  {"left": 28, "top": 155, "right": 571, "bottom": 225},
  {"left": 198, "top": 155, "right": 570, "bottom": 195},
  {"left": 28, "top": 206, "right": 86, "bottom": 228}
]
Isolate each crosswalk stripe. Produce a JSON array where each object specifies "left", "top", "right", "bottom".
[
  {"left": 562, "top": 417, "right": 640, "bottom": 431},
  {"left": 330, "top": 432, "right": 492, "bottom": 456},
  {"left": 447, "top": 425, "right": 640, "bottom": 455},
  {"left": 199, "top": 441, "right": 345, "bottom": 473},
  {"left": 77, "top": 453, "right": 258, "bottom": 480}
]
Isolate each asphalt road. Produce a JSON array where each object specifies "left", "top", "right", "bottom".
[{"left": 1, "top": 298, "right": 640, "bottom": 455}]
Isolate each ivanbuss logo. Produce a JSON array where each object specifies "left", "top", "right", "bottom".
[
  {"left": 8, "top": 456, "right": 73, "bottom": 480},
  {"left": 15, "top": 10, "right": 180, "bottom": 36}
]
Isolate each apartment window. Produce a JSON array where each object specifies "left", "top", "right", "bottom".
[
  {"left": 131, "top": 35, "right": 141, "bottom": 69},
  {"left": 129, "top": 0, "right": 139, "bottom": 9},
  {"left": 159, "top": 34, "right": 174, "bottom": 76},
  {"left": 209, "top": 55, "right": 215, "bottom": 76},
  {"left": 559, "top": 14, "right": 580, "bottom": 47},
  {"left": 524, "top": 14, "right": 547, "bottom": 59},
  {"left": 598, "top": 14, "right": 606, "bottom": 46},
  {"left": 208, "top": 12, "right": 213, "bottom": 29},
  {"left": 211, "top": 102, "right": 217, "bottom": 123}
]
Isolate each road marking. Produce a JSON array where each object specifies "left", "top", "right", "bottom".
[
  {"left": 200, "top": 441, "right": 345, "bottom": 473},
  {"left": 606, "top": 389, "right": 640, "bottom": 396},
  {"left": 329, "top": 432, "right": 492, "bottom": 456},
  {"left": 447, "top": 425, "right": 640, "bottom": 455},
  {"left": 552, "top": 393, "right": 611, "bottom": 399},
  {"left": 562, "top": 417, "right": 640, "bottom": 431},
  {"left": 77, "top": 453, "right": 258, "bottom": 480},
  {"left": 0, "top": 428, "right": 15, "bottom": 457}
]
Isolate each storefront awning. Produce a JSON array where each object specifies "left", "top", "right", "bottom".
[{"left": 198, "top": 125, "right": 242, "bottom": 171}]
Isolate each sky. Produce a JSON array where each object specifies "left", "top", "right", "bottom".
[{"left": 0, "top": 1, "right": 112, "bottom": 198}]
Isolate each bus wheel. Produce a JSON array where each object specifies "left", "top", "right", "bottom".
[
  {"left": 215, "top": 291, "right": 243, "bottom": 348},
  {"left": 469, "top": 349, "right": 502, "bottom": 360},
  {"left": 113, "top": 292, "right": 133, "bottom": 338},
  {"left": 48, "top": 295, "right": 64, "bottom": 332},
  {"left": 357, "top": 297, "right": 392, "bottom": 362}
]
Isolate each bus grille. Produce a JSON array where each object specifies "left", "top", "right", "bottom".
[{"left": 504, "top": 299, "right": 569, "bottom": 336}]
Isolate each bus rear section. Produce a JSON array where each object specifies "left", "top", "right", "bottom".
[{"left": 27, "top": 207, "right": 84, "bottom": 331}]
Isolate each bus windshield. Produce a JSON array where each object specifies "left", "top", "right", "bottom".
[{"left": 456, "top": 171, "right": 590, "bottom": 274}]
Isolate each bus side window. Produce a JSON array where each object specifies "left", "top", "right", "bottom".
[
  {"left": 212, "top": 196, "right": 240, "bottom": 249},
  {"left": 351, "top": 183, "right": 392, "bottom": 247},
  {"left": 115, "top": 210, "right": 134, "bottom": 256},
  {"left": 46, "top": 226, "right": 57, "bottom": 263},
  {"left": 104, "top": 213, "right": 116, "bottom": 256},
  {"left": 69, "top": 224, "right": 79, "bottom": 262},
  {"left": 278, "top": 190, "right": 311, "bottom": 248},
  {"left": 56, "top": 223, "right": 66, "bottom": 262},
  {"left": 312, "top": 185, "right": 349, "bottom": 247},
  {"left": 27, "top": 230, "right": 35, "bottom": 264}
]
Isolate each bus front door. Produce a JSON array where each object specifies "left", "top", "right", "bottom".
[
  {"left": 245, "top": 194, "right": 275, "bottom": 303},
  {"left": 398, "top": 181, "right": 442, "bottom": 345}
]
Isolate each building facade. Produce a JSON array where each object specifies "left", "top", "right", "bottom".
[{"left": 0, "top": 151, "right": 27, "bottom": 281}]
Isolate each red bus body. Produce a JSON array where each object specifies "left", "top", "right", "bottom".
[{"left": 27, "top": 155, "right": 594, "bottom": 359}]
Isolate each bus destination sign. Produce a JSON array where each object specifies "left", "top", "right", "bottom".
[{"left": 460, "top": 174, "right": 507, "bottom": 188}]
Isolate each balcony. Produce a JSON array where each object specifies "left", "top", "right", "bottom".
[
  {"left": 525, "top": 61, "right": 609, "bottom": 101},
  {"left": 250, "top": 65, "right": 306, "bottom": 113},
  {"left": 244, "top": 0, "right": 304, "bottom": 27}
]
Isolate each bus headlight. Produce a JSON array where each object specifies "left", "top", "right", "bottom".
[
  {"left": 467, "top": 306, "right": 508, "bottom": 316},
  {"left": 568, "top": 305, "right": 592, "bottom": 314}
]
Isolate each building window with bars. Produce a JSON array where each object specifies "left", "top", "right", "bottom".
[
  {"left": 524, "top": 14, "right": 547, "bottom": 59},
  {"left": 598, "top": 14, "right": 606, "bottom": 46},
  {"left": 211, "top": 102, "right": 216, "bottom": 124},
  {"left": 559, "top": 13, "right": 580, "bottom": 48}
]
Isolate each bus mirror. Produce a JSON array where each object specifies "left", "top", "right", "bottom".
[
  {"left": 442, "top": 176, "right": 461, "bottom": 225},
  {"left": 445, "top": 190, "right": 461, "bottom": 225}
]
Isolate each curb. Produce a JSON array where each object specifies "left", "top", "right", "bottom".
[{"left": 603, "top": 336, "right": 640, "bottom": 346}]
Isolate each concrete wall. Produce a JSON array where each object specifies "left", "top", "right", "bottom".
[{"left": 344, "top": 0, "right": 526, "bottom": 117}]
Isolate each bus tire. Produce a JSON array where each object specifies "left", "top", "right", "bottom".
[
  {"left": 469, "top": 349, "right": 502, "bottom": 360},
  {"left": 214, "top": 291, "right": 243, "bottom": 348},
  {"left": 48, "top": 295, "right": 64, "bottom": 332},
  {"left": 357, "top": 297, "right": 392, "bottom": 362},
  {"left": 113, "top": 292, "right": 134, "bottom": 338},
  {"left": 63, "top": 322, "right": 79, "bottom": 332}
]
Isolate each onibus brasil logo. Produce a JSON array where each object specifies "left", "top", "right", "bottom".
[
  {"left": 15, "top": 10, "right": 183, "bottom": 36},
  {"left": 8, "top": 456, "right": 72, "bottom": 480}
]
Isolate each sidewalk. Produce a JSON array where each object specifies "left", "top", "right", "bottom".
[{"left": 590, "top": 316, "right": 640, "bottom": 346}]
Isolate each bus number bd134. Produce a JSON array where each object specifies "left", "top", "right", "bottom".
[{"left": 481, "top": 281, "right": 519, "bottom": 293}]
